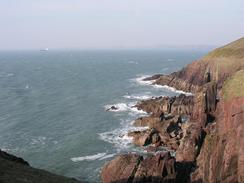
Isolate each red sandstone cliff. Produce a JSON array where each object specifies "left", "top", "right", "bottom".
[{"left": 102, "top": 38, "right": 244, "bottom": 183}]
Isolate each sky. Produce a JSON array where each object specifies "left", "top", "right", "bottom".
[{"left": 0, "top": 0, "right": 244, "bottom": 50}]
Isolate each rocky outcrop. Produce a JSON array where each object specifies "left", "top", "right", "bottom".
[
  {"left": 135, "top": 94, "right": 194, "bottom": 116},
  {"left": 101, "top": 154, "right": 143, "bottom": 183},
  {"left": 133, "top": 152, "right": 176, "bottom": 183},
  {"left": 0, "top": 149, "right": 82, "bottom": 183},
  {"left": 152, "top": 75, "right": 201, "bottom": 93},
  {"left": 101, "top": 152, "right": 191, "bottom": 183}
]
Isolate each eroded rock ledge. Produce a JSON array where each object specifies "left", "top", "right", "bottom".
[{"left": 101, "top": 152, "right": 193, "bottom": 183}]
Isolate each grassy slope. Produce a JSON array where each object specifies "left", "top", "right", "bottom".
[
  {"left": 205, "top": 37, "right": 244, "bottom": 59},
  {"left": 222, "top": 69, "right": 244, "bottom": 101},
  {"left": 203, "top": 37, "right": 244, "bottom": 77}
]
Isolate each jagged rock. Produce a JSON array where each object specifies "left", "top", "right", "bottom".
[
  {"left": 128, "top": 130, "right": 150, "bottom": 146},
  {"left": 101, "top": 152, "right": 182, "bottom": 183},
  {"left": 143, "top": 74, "right": 163, "bottom": 81},
  {"left": 153, "top": 75, "right": 201, "bottom": 93},
  {"left": 204, "top": 81, "right": 217, "bottom": 113},
  {"left": 191, "top": 96, "right": 244, "bottom": 183},
  {"left": 128, "top": 129, "right": 160, "bottom": 146},
  {"left": 101, "top": 154, "right": 143, "bottom": 183},
  {"left": 106, "top": 105, "right": 118, "bottom": 111},
  {"left": 133, "top": 116, "right": 160, "bottom": 127},
  {"left": 133, "top": 152, "right": 176, "bottom": 183},
  {"left": 136, "top": 94, "right": 194, "bottom": 117}
]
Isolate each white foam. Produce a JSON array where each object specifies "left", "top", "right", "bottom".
[
  {"left": 99, "top": 153, "right": 116, "bottom": 160},
  {"left": 131, "top": 75, "right": 155, "bottom": 86},
  {"left": 123, "top": 94, "right": 153, "bottom": 100},
  {"left": 71, "top": 153, "right": 106, "bottom": 162},
  {"left": 30, "top": 136, "right": 47, "bottom": 145},
  {"left": 99, "top": 130, "right": 133, "bottom": 150},
  {"left": 153, "top": 84, "right": 193, "bottom": 96},
  {"left": 99, "top": 119, "right": 149, "bottom": 151},
  {"left": 7, "top": 73, "right": 14, "bottom": 77},
  {"left": 104, "top": 102, "right": 147, "bottom": 115},
  {"left": 131, "top": 75, "right": 193, "bottom": 96},
  {"left": 128, "top": 61, "right": 138, "bottom": 64}
]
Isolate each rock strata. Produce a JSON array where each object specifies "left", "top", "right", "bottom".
[{"left": 102, "top": 152, "right": 188, "bottom": 183}]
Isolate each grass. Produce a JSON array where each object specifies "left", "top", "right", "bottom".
[
  {"left": 223, "top": 69, "right": 244, "bottom": 101},
  {"left": 204, "top": 37, "right": 244, "bottom": 59}
]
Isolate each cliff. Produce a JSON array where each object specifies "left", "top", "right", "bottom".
[
  {"left": 192, "top": 70, "right": 244, "bottom": 183},
  {"left": 102, "top": 37, "right": 244, "bottom": 183},
  {"left": 152, "top": 37, "right": 244, "bottom": 93},
  {"left": 0, "top": 149, "right": 83, "bottom": 183}
]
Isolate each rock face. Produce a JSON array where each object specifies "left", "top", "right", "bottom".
[
  {"left": 153, "top": 75, "right": 201, "bottom": 93},
  {"left": 191, "top": 70, "right": 244, "bottom": 183},
  {"left": 133, "top": 152, "right": 176, "bottom": 183},
  {"left": 101, "top": 152, "right": 189, "bottom": 183},
  {"left": 0, "top": 150, "right": 82, "bottom": 183},
  {"left": 101, "top": 154, "right": 142, "bottom": 183},
  {"left": 135, "top": 94, "right": 194, "bottom": 116}
]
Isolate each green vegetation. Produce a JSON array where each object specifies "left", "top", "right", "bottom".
[
  {"left": 223, "top": 69, "right": 244, "bottom": 101},
  {"left": 205, "top": 37, "right": 244, "bottom": 59}
]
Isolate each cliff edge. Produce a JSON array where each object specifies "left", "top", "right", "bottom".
[{"left": 153, "top": 37, "right": 244, "bottom": 93}]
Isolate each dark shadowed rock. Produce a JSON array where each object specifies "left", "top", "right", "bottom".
[{"left": 0, "top": 150, "right": 82, "bottom": 183}]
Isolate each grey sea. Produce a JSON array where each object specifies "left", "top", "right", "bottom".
[{"left": 0, "top": 49, "right": 207, "bottom": 183}]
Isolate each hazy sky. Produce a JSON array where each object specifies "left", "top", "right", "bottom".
[{"left": 0, "top": 0, "right": 244, "bottom": 49}]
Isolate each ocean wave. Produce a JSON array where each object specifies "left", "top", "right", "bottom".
[
  {"left": 123, "top": 94, "right": 153, "bottom": 100},
  {"left": 131, "top": 75, "right": 193, "bottom": 96},
  {"left": 30, "top": 136, "right": 47, "bottom": 145},
  {"left": 153, "top": 85, "right": 193, "bottom": 96},
  {"left": 71, "top": 153, "right": 106, "bottom": 162},
  {"left": 104, "top": 102, "right": 147, "bottom": 115},
  {"left": 99, "top": 120, "right": 149, "bottom": 151},
  {"left": 71, "top": 153, "right": 116, "bottom": 162},
  {"left": 99, "top": 153, "right": 116, "bottom": 160},
  {"left": 128, "top": 61, "right": 138, "bottom": 64},
  {"left": 131, "top": 75, "right": 155, "bottom": 86},
  {"left": 7, "top": 73, "right": 15, "bottom": 77}
]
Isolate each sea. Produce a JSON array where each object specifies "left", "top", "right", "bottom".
[{"left": 0, "top": 49, "right": 207, "bottom": 183}]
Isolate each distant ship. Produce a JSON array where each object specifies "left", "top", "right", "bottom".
[{"left": 40, "top": 48, "right": 49, "bottom": 51}]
